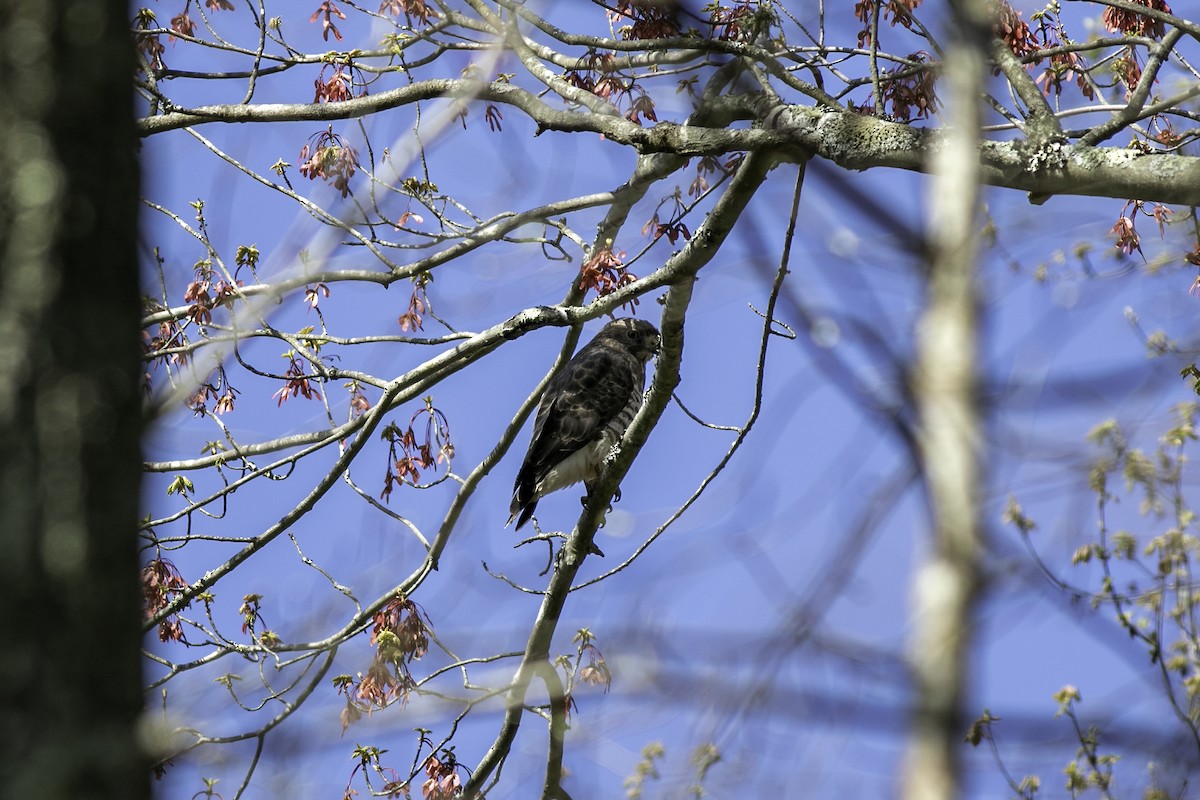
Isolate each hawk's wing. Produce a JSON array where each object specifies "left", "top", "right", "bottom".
[
  {"left": 526, "top": 347, "right": 635, "bottom": 478},
  {"left": 509, "top": 347, "right": 636, "bottom": 528}
]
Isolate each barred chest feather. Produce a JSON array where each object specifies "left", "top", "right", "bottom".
[{"left": 535, "top": 381, "right": 643, "bottom": 497}]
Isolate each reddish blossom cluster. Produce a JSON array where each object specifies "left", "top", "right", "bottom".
[
  {"left": 854, "top": 0, "right": 922, "bottom": 47},
  {"left": 336, "top": 663, "right": 407, "bottom": 733},
  {"left": 299, "top": 129, "right": 360, "bottom": 197},
  {"left": 313, "top": 62, "right": 363, "bottom": 104},
  {"left": 577, "top": 644, "right": 612, "bottom": 691},
  {"left": 371, "top": 595, "right": 430, "bottom": 662},
  {"left": 310, "top": 0, "right": 347, "bottom": 41},
  {"left": 891, "top": 53, "right": 937, "bottom": 120},
  {"left": 336, "top": 595, "right": 432, "bottom": 733},
  {"left": 643, "top": 213, "right": 691, "bottom": 245},
  {"left": 609, "top": 0, "right": 681, "bottom": 40},
  {"left": 238, "top": 593, "right": 266, "bottom": 635},
  {"left": 563, "top": 630, "right": 613, "bottom": 719},
  {"left": 160, "top": 0, "right": 233, "bottom": 57},
  {"left": 1036, "top": 50, "right": 1095, "bottom": 99},
  {"left": 1151, "top": 117, "right": 1182, "bottom": 147},
  {"left": 1113, "top": 51, "right": 1144, "bottom": 100},
  {"left": 643, "top": 190, "right": 692, "bottom": 245},
  {"left": 183, "top": 262, "right": 242, "bottom": 325},
  {"left": 1111, "top": 214, "right": 1140, "bottom": 256},
  {"left": 624, "top": 91, "right": 658, "bottom": 125},
  {"left": 142, "top": 558, "right": 189, "bottom": 643},
  {"left": 348, "top": 383, "right": 371, "bottom": 416},
  {"left": 133, "top": 9, "right": 165, "bottom": 72},
  {"left": 395, "top": 210, "right": 425, "bottom": 228},
  {"left": 1102, "top": 0, "right": 1171, "bottom": 38},
  {"left": 398, "top": 272, "right": 432, "bottom": 332},
  {"left": 1151, "top": 203, "right": 1174, "bottom": 235},
  {"left": 564, "top": 50, "right": 613, "bottom": 94},
  {"left": 144, "top": 319, "right": 187, "bottom": 366},
  {"left": 989, "top": 0, "right": 1170, "bottom": 101},
  {"left": 689, "top": 155, "right": 718, "bottom": 198},
  {"left": 578, "top": 247, "right": 639, "bottom": 309},
  {"left": 564, "top": 50, "right": 658, "bottom": 125},
  {"left": 378, "top": 0, "right": 438, "bottom": 26},
  {"left": 854, "top": 52, "right": 938, "bottom": 121},
  {"left": 1109, "top": 199, "right": 1174, "bottom": 258},
  {"left": 708, "top": 1, "right": 764, "bottom": 41},
  {"left": 991, "top": 0, "right": 1038, "bottom": 61},
  {"left": 187, "top": 367, "right": 239, "bottom": 416},
  {"left": 350, "top": 654, "right": 412, "bottom": 728},
  {"left": 1009, "top": 2, "right": 1097, "bottom": 99},
  {"left": 272, "top": 355, "right": 322, "bottom": 405},
  {"left": 169, "top": 10, "right": 196, "bottom": 43},
  {"left": 420, "top": 753, "right": 462, "bottom": 800},
  {"left": 609, "top": 0, "right": 676, "bottom": 40},
  {"left": 305, "top": 282, "right": 331, "bottom": 312},
  {"left": 379, "top": 399, "right": 454, "bottom": 501},
  {"left": 851, "top": 1, "right": 1134, "bottom": 112}
]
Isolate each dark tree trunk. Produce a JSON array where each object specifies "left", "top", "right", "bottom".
[{"left": 0, "top": 2, "right": 146, "bottom": 798}]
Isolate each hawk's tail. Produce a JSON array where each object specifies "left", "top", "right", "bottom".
[{"left": 507, "top": 484, "right": 537, "bottom": 530}]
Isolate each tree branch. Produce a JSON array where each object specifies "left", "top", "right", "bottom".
[
  {"left": 140, "top": 79, "right": 1200, "bottom": 204},
  {"left": 462, "top": 148, "right": 778, "bottom": 797},
  {"left": 903, "top": 2, "right": 987, "bottom": 796}
]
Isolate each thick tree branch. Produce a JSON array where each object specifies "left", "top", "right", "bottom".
[
  {"left": 757, "top": 100, "right": 1200, "bottom": 205},
  {"left": 140, "top": 80, "right": 1200, "bottom": 204},
  {"left": 988, "top": 38, "right": 1061, "bottom": 138}
]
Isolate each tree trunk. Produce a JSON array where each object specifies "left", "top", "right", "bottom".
[{"left": 0, "top": 2, "right": 146, "bottom": 798}]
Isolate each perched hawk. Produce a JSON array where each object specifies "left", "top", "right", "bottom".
[{"left": 507, "top": 318, "right": 661, "bottom": 531}]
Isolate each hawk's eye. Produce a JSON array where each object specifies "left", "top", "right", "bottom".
[{"left": 627, "top": 328, "right": 641, "bottom": 339}]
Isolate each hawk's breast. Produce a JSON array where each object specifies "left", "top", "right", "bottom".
[{"left": 534, "top": 375, "right": 644, "bottom": 497}]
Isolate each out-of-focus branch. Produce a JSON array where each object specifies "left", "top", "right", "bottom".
[{"left": 902, "top": 0, "right": 988, "bottom": 798}]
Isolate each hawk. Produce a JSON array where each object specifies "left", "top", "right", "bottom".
[{"left": 507, "top": 318, "right": 661, "bottom": 531}]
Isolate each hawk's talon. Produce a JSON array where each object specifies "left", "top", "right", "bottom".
[{"left": 579, "top": 492, "right": 616, "bottom": 518}]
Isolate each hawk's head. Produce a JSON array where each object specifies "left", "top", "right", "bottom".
[{"left": 597, "top": 318, "right": 660, "bottom": 363}]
